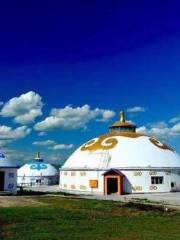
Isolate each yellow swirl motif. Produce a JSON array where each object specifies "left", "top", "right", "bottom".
[
  {"left": 81, "top": 136, "right": 118, "bottom": 151},
  {"left": 149, "top": 138, "right": 174, "bottom": 151}
]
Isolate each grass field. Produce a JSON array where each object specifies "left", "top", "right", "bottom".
[{"left": 0, "top": 196, "right": 180, "bottom": 240}]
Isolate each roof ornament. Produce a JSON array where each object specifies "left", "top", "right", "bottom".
[
  {"left": 36, "top": 152, "right": 40, "bottom": 159},
  {"left": 109, "top": 110, "right": 136, "bottom": 133},
  {"left": 34, "top": 152, "right": 43, "bottom": 162},
  {"left": 120, "top": 111, "right": 125, "bottom": 123}
]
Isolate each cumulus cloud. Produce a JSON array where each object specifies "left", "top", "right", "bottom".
[
  {"left": 137, "top": 122, "right": 180, "bottom": 140},
  {"left": 169, "top": 115, "right": 180, "bottom": 124},
  {"left": 96, "top": 110, "right": 115, "bottom": 122},
  {"left": 37, "top": 132, "right": 47, "bottom": 136},
  {"left": 32, "top": 139, "right": 74, "bottom": 151},
  {"left": 34, "top": 105, "right": 115, "bottom": 131},
  {"left": 2, "top": 148, "right": 62, "bottom": 165},
  {"left": 0, "top": 125, "right": 31, "bottom": 140},
  {"left": 0, "top": 91, "right": 43, "bottom": 124},
  {"left": 32, "top": 140, "right": 56, "bottom": 146},
  {"left": 148, "top": 121, "right": 168, "bottom": 129},
  {"left": 172, "top": 123, "right": 180, "bottom": 134},
  {"left": 127, "top": 106, "right": 146, "bottom": 113},
  {"left": 51, "top": 144, "right": 74, "bottom": 150},
  {"left": 0, "top": 140, "right": 12, "bottom": 147}
]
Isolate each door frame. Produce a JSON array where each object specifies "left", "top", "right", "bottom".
[{"left": 103, "top": 169, "right": 123, "bottom": 195}]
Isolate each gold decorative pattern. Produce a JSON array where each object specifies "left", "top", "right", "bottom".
[
  {"left": 134, "top": 171, "right": 142, "bottom": 176},
  {"left": 81, "top": 136, "right": 118, "bottom": 151},
  {"left": 149, "top": 138, "right": 174, "bottom": 151},
  {"left": 80, "top": 185, "right": 87, "bottom": 190},
  {"left": 149, "top": 171, "right": 157, "bottom": 176},
  {"left": 133, "top": 186, "right": 142, "bottom": 191},
  {"left": 81, "top": 132, "right": 144, "bottom": 151},
  {"left": 150, "top": 185, "right": 157, "bottom": 190},
  {"left": 80, "top": 171, "right": 86, "bottom": 176},
  {"left": 80, "top": 132, "right": 174, "bottom": 152}
]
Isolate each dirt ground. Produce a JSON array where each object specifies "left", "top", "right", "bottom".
[
  {"left": 0, "top": 196, "right": 46, "bottom": 207},
  {"left": 1, "top": 185, "right": 180, "bottom": 210}
]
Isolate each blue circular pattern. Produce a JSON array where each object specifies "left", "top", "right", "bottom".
[{"left": 30, "top": 162, "right": 48, "bottom": 171}]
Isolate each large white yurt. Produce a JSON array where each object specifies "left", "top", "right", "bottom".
[
  {"left": 60, "top": 112, "right": 180, "bottom": 195},
  {"left": 0, "top": 151, "right": 17, "bottom": 194},
  {"left": 18, "top": 152, "right": 59, "bottom": 187}
]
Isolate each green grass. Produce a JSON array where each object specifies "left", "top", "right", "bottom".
[{"left": 0, "top": 196, "right": 180, "bottom": 240}]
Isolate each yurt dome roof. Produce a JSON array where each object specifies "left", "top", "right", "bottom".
[
  {"left": 62, "top": 112, "right": 180, "bottom": 170},
  {"left": 18, "top": 153, "right": 58, "bottom": 177}
]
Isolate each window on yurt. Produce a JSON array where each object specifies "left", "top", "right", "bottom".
[{"left": 151, "top": 176, "right": 163, "bottom": 184}]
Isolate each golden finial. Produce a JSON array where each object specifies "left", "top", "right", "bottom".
[{"left": 120, "top": 111, "right": 125, "bottom": 122}]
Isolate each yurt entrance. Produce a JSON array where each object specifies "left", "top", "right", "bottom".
[
  {"left": 103, "top": 169, "right": 123, "bottom": 195},
  {"left": 0, "top": 171, "right": 5, "bottom": 191}
]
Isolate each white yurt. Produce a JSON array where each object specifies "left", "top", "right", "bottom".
[
  {"left": 18, "top": 152, "right": 59, "bottom": 186},
  {"left": 60, "top": 112, "right": 180, "bottom": 195},
  {"left": 0, "top": 151, "right": 17, "bottom": 194}
]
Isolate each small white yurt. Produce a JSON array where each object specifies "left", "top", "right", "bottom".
[
  {"left": 60, "top": 112, "right": 180, "bottom": 195},
  {"left": 18, "top": 152, "right": 59, "bottom": 187},
  {"left": 0, "top": 151, "right": 17, "bottom": 194}
]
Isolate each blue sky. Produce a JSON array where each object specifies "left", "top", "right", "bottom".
[{"left": 0, "top": 1, "right": 179, "bottom": 164}]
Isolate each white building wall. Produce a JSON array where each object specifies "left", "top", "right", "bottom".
[
  {"left": 18, "top": 175, "right": 58, "bottom": 186},
  {"left": 0, "top": 168, "right": 17, "bottom": 194},
  {"left": 59, "top": 169, "right": 180, "bottom": 195},
  {"left": 60, "top": 170, "right": 104, "bottom": 195}
]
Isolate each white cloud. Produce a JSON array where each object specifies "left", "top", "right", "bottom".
[
  {"left": 2, "top": 148, "right": 62, "bottom": 165},
  {"left": 2, "top": 149, "right": 35, "bottom": 165},
  {"left": 127, "top": 106, "right": 146, "bottom": 113},
  {"left": 34, "top": 105, "right": 115, "bottom": 131},
  {"left": 96, "top": 110, "right": 115, "bottom": 122},
  {"left": 32, "top": 140, "right": 56, "bottom": 146},
  {"left": 0, "top": 125, "right": 31, "bottom": 140},
  {"left": 172, "top": 123, "right": 180, "bottom": 134},
  {"left": 137, "top": 122, "right": 180, "bottom": 140},
  {"left": 32, "top": 139, "right": 74, "bottom": 151},
  {"left": 37, "top": 132, "right": 47, "bottom": 136},
  {"left": 169, "top": 115, "right": 180, "bottom": 124},
  {"left": 0, "top": 140, "right": 12, "bottom": 147},
  {"left": 148, "top": 121, "right": 168, "bottom": 129},
  {"left": 0, "top": 91, "right": 43, "bottom": 124},
  {"left": 51, "top": 144, "right": 74, "bottom": 150}
]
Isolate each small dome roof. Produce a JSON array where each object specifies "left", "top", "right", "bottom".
[
  {"left": 0, "top": 152, "right": 18, "bottom": 168},
  {"left": 18, "top": 152, "right": 58, "bottom": 177},
  {"left": 18, "top": 161, "right": 58, "bottom": 177}
]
